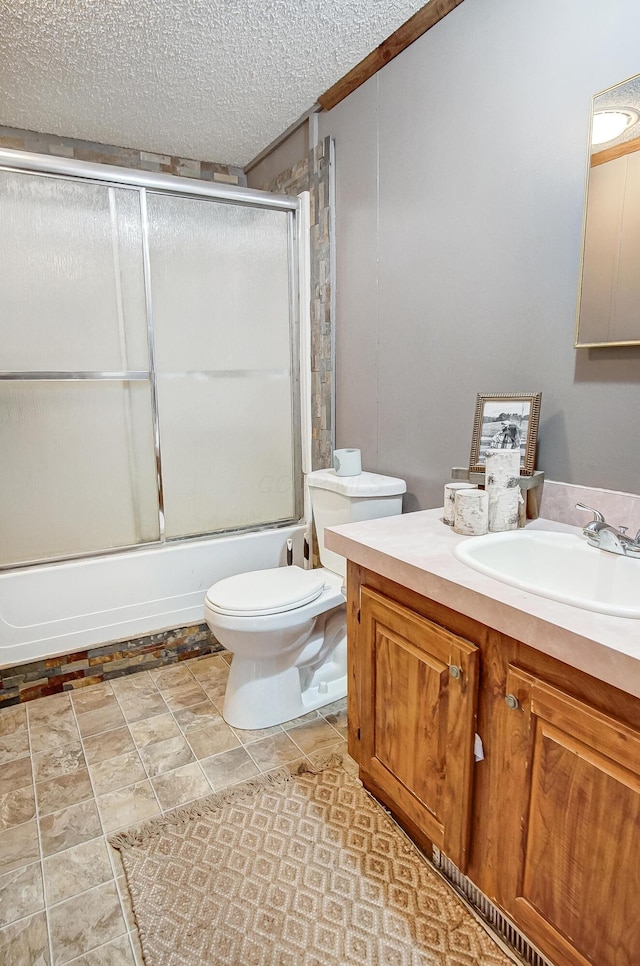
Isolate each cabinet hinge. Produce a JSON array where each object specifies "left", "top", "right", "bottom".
[{"left": 357, "top": 609, "right": 361, "bottom": 623}]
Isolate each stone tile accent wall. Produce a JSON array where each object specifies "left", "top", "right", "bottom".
[
  {"left": 0, "top": 126, "right": 246, "bottom": 186},
  {"left": 259, "top": 137, "right": 334, "bottom": 471},
  {"left": 0, "top": 624, "right": 222, "bottom": 709}
]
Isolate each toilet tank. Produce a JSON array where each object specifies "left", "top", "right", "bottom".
[{"left": 306, "top": 469, "right": 406, "bottom": 577}]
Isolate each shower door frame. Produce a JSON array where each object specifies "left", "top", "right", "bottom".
[{"left": 0, "top": 148, "right": 306, "bottom": 569}]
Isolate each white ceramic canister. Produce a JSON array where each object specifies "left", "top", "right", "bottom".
[
  {"left": 443, "top": 481, "right": 478, "bottom": 526},
  {"left": 453, "top": 488, "right": 489, "bottom": 536}
]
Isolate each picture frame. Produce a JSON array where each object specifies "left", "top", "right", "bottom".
[{"left": 469, "top": 392, "right": 542, "bottom": 476}]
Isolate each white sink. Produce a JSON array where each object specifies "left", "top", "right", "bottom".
[{"left": 453, "top": 529, "right": 640, "bottom": 618}]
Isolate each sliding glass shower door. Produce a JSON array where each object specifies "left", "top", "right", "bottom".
[
  {"left": 0, "top": 163, "right": 301, "bottom": 568},
  {"left": 145, "top": 194, "right": 297, "bottom": 538}
]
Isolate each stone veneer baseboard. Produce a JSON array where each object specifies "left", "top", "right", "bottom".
[{"left": 0, "top": 624, "right": 222, "bottom": 709}]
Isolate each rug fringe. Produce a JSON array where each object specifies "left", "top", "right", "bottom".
[{"left": 110, "top": 753, "right": 343, "bottom": 851}]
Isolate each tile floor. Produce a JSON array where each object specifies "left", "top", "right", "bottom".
[{"left": 0, "top": 651, "right": 351, "bottom": 965}]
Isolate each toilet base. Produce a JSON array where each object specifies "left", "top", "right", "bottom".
[{"left": 222, "top": 656, "right": 347, "bottom": 730}]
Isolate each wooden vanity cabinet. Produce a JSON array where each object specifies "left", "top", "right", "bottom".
[
  {"left": 346, "top": 562, "right": 640, "bottom": 966},
  {"left": 355, "top": 585, "right": 479, "bottom": 871},
  {"left": 498, "top": 665, "right": 640, "bottom": 966}
]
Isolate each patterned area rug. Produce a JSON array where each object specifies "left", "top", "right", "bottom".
[{"left": 111, "top": 758, "right": 515, "bottom": 966}]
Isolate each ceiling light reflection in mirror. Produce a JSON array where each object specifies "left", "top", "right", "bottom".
[{"left": 575, "top": 71, "right": 640, "bottom": 347}]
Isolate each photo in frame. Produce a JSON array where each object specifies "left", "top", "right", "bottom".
[{"left": 469, "top": 393, "right": 541, "bottom": 476}]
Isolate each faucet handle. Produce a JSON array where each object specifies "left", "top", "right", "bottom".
[{"left": 575, "top": 502, "right": 606, "bottom": 523}]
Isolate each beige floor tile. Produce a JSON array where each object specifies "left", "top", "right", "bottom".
[
  {"left": 29, "top": 704, "right": 80, "bottom": 754},
  {"left": 0, "top": 727, "right": 30, "bottom": 764},
  {"left": 188, "top": 653, "right": 229, "bottom": 677},
  {"left": 138, "top": 735, "right": 195, "bottom": 778},
  {"left": 230, "top": 723, "right": 283, "bottom": 744},
  {"left": 89, "top": 752, "right": 147, "bottom": 796},
  {"left": 149, "top": 664, "right": 192, "bottom": 690},
  {"left": 27, "top": 691, "right": 71, "bottom": 722},
  {"left": 281, "top": 710, "right": 320, "bottom": 730},
  {"left": 190, "top": 663, "right": 229, "bottom": 694},
  {"left": 0, "top": 819, "right": 40, "bottom": 875},
  {"left": 68, "top": 933, "right": 136, "bottom": 965},
  {"left": 0, "top": 754, "right": 33, "bottom": 795},
  {"left": 83, "top": 728, "right": 136, "bottom": 766},
  {"left": 128, "top": 927, "right": 144, "bottom": 965},
  {"left": 96, "top": 781, "right": 160, "bottom": 834},
  {"left": 69, "top": 684, "right": 117, "bottom": 716},
  {"left": 173, "top": 699, "right": 224, "bottom": 734},
  {"left": 32, "top": 741, "right": 86, "bottom": 784},
  {"left": 286, "top": 717, "right": 345, "bottom": 756},
  {"left": 0, "top": 703, "right": 27, "bottom": 736},
  {"left": 200, "top": 746, "right": 260, "bottom": 790},
  {"left": 115, "top": 875, "right": 136, "bottom": 931},
  {"left": 117, "top": 692, "right": 168, "bottom": 724},
  {"left": 245, "top": 731, "right": 303, "bottom": 770},
  {"left": 39, "top": 798, "right": 103, "bottom": 857},
  {"left": 0, "top": 861, "right": 44, "bottom": 928},
  {"left": 307, "top": 738, "right": 348, "bottom": 770},
  {"left": 76, "top": 704, "right": 127, "bottom": 739},
  {"left": 0, "top": 784, "right": 36, "bottom": 830},
  {"left": 160, "top": 680, "right": 208, "bottom": 711},
  {"left": 36, "top": 768, "right": 93, "bottom": 817},
  {"left": 185, "top": 719, "right": 239, "bottom": 760},
  {"left": 43, "top": 836, "right": 114, "bottom": 906},
  {"left": 323, "top": 708, "right": 348, "bottom": 739},
  {"left": 263, "top": 759, "right": 307, "bottom": 782},
  {"left": 109, "top": 673, "right": 157, "bottom": 698},
  {"left": 128, "top": 712, "right": 180, "bottom": 748},
  {"left": 49, "top": 879, "right": 126, "bottom": 965},
  {"left": 0, "top": 910, "right": 49, "bottom": 965},
  {"left": 320, "top": 696, "right": 347, "bottom": 716},
  {"left": 151, "top": 762, "right": 212, "bottom": 810}
]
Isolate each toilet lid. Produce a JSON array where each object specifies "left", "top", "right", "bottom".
[{"left": 205, "top": 566, "right": 327, "bottom": 617}]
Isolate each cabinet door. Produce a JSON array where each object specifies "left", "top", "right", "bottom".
[
  {"left": 358, "top": 587, "right": 479, "bottom": 871},
  {"left": 500, "top": 665, "right": 640, "bottom": 966}
]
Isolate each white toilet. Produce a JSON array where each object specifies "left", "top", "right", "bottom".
[{"left": 204, "top": 468, "right": 406, "bottom": 730}]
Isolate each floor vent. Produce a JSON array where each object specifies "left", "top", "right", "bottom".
[{"left": 431, "top": 848, "right": 555, "bottom": 966}]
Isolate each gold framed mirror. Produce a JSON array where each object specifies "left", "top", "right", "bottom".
[{"left": 575, "top": 72, "right": 640, "bottom": 347}]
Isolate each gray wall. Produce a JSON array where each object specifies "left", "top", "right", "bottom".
[{"left": 319, "top": 0, "right": 640, "bottom": 510}]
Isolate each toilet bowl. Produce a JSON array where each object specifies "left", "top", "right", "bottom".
[{"left": 204, "top": 468, "right": 406, "bottom": 730}]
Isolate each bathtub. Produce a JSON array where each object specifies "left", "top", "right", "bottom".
[{"left": 0, "top": 524, "right": 306, "bottom": 668}]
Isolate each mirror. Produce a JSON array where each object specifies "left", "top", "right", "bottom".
[{"left": 575, "top": 72, "right": 640, "bottom": 347}]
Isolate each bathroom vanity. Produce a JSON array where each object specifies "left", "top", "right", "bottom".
[{"left": 325, "top": 509, "right": 640, "bottom": 966}]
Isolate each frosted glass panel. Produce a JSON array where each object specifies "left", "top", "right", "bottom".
[
  {"left": 0, "top": 171, "right": 149, "bottom": 371},
  {"left": 146, "top": 195, "right": 292, "bottom": 372},
  {"left": 157, "top": 373, "right": 295, "bottom": 538},
  {"left": 0, "top": 381, "right": 159, "bottom": 565}
]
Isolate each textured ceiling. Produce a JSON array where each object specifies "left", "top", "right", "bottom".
[{"left": 0, "top": 0, "right": 428, "bottom": 167}]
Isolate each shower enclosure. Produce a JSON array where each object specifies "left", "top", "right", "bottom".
[
  {"left": 0, "top": 150, "right": 305, "bottom": 568},
  {"left": 0, "top": 149, "right": 309, "bottom": 663}
]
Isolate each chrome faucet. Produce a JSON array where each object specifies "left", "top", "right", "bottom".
[{"left": 575, "top": 503, "right": 640, "bottom": 558}]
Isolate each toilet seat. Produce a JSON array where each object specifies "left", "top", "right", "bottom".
[{"left": 205, "top": 566, "right": 326, "bottom": 617}]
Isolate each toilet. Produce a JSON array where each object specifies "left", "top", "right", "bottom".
[{"left": 204, "top": 468, "right": 406, "bottom": 730}]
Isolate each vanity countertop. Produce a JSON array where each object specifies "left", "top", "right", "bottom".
[{"left": 325, "top": 508, "right": 640, "bottom": 700}]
